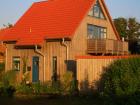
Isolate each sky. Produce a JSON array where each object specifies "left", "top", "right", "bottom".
[{"left": 0, "top": 0, "right": 140, "bottom": 28}]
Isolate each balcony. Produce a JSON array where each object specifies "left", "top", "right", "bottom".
[{"left": 87, "top": 39, "right": 128, "bottom": 55}]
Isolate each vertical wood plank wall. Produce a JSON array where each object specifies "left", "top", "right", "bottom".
[
  {"left": 0, "top": 56, "right": 4, "bottom": 63},
  {"left": 77, "top": 57, "right": 117, "bottom": 90}
]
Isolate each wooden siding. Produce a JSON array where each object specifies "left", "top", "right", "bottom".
[
  {"left": 0, "top": 56, "right": 4, "bottom": 63},
  {"left": 0, "top": 44, "right": 5, "bottom": 63},
  {"left": 76, "top": 56, "right": 137, "bottom": 91},
  {"left": 77, "top": 57, "right": 114, "bottom": 90}
]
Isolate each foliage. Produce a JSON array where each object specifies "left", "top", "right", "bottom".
[
  {"left": 0, "top": 84, "right": 16, "bottom": 97},
  {"left": 114, "top": 17, "right": 140, "bottom": 40},
  {"left": 22, "top": 71, "right": 30, "bottom": 84},
  {"left": 0, "top": 70, "right": 76, "bottom": 96},
  {"left": 0, "top": 70, "right": 16, "bottom": 97},
  {"left": 99, "top": 57, "right": 140, "bottom": 97},
  {"left": 1, "top": 70, "right": 17, "bottom": 86},
  {"left": 61, "top": 71, "right": 75, "bottom": 94},
  {"left": 114, "top": 17, "right": 127, "bottom": 38},
  {"left": 0, "top": 63, "right": 5, "bottom": 81},
  {"left": 16, "top": 74, "right": 77, "bottom": 95},
  {"left": 127, "top": 18, "right": 140, "bottom": 40},
  {"left": 114, "top": 17, "right": 140, "bottom": 54},
  {"left": 0, "top": 62, "right": 5, "bottom": 72},
  {"left": 16, "top": 83, "right": 33, "bottom": 95},
  {"left": 32, "top": 82, "right": 41, "bottom": 95},
  {"left": 16, "top": 81, "right": 61, "bottom": 95},
  {"left": 22, "top": 56, "right": 28, "bottom": 74}
]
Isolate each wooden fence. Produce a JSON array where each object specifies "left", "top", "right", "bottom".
[{"left": 76, "top": 56, "right": 134, "bottom": 91}]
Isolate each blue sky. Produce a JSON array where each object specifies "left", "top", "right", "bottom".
[{"left": 0, "top": 0, "right": 140, "bottom": 28}]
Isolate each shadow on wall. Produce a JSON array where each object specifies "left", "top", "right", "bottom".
[{"left": 78, "top": 66, "right": 108, "bottom": 93}]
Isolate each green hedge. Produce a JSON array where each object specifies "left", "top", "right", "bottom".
[{"left": 100, "top": 57, "right": 140, "bottom": 97}]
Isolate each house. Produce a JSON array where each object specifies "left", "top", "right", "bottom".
[{"left": 0, "top": 0, "right": 128, "bottom": 83}]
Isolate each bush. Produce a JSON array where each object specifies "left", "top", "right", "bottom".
[
  {"left": 16, "top": 83, "right": 33, "bottom": 95},
  {"left": 0, "top": 62, "right": 5, "bottom": 71},
  {"left": 100, "top": 57, "right": 140, "bottom": 97},
  {"left": 37, "top": 81, "right": 61, "bottom": 95},
  {"left": 15, "top": 71, "right": 77, "bottom": 95},
  {"left": 0, "top": 63, "right": 5, "bottom": 81},
  {"left": 0, "top": 70, "right": 17, "bottom": 97},
  {"left": 32, "top": 82, "right": 41, "bottom": 95},
  {"left": 1, "top": 70, "right": 17, "bottom": 86},
  {"left": 61, "top": 71, "right": 77, "bottom": 94},
  {"left": 0, "top": 83, "right": 16, "bottom": 97}
]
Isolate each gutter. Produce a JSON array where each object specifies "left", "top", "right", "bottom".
[
  {"left": 62, "top": 38, "right": 69, "bottom": 60},
  {"left": 35, "top": 45, "right": 46, "bottom": 83}
]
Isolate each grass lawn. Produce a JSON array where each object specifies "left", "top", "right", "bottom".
[{"left": 0, "top": 95, "right": 104, "bottom": 105}]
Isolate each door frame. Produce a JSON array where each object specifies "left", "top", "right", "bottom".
[{"left": 32, "top": 56, "right": 39, "bottom": 82}]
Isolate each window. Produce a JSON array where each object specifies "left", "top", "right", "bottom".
[
  {"left": 52, "top": 56, "right": 57, "bottom": 81},
  {"left": 88, "top": 0, "right": 105, "bottom": 19},
  {"left": 12, "top": 56, "right": 20, "bottom": 71},
  {"left": 87, "top": 24, "right": 107, "bottom": 39}
]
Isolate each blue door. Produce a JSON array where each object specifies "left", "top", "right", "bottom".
[{"left": 32, "top": 56, "right": 39, "bottom": 82}]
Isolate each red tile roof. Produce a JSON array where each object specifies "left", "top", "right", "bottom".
[
  {"left": 0, "top": 0, "right": 120, "bottom": 45},
  {"left": 16, "top": 37, "right": 43, "bottom": 46},
  {"left": 0, "top": 0, "right": 95, "bottom": 43},
  {"left": 0, "top": 28, "right": 12, "bottom": 40}
]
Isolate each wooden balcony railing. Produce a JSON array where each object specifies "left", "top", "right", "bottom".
[{"left": 87, "top": 39, "right": 128, "bottom": 55}]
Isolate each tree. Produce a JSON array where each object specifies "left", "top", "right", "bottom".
[
  {"left": 114, "top": 17, "right": 140, "bottom": 54},
  {"left": 114, "top": 17, "right": 127, "bottom": 39},
  {"left": 127, "top": 18, "right": 140, "bottom": 40}
]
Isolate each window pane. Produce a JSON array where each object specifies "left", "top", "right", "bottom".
[
  {"left": 13, "top": 57, "right": 20, "bottom": 71},
  {"left": 88, "top": 0, "right": 105, "bottom": 19},
  {"left": 93, "top": 5, "right": 100, "bottom": 17},
  {"left": 87, "top": 24, "right": 107, "bottom": 39},
  {"left": 87, "top": 25, "right": 94, "bottom": 39}
]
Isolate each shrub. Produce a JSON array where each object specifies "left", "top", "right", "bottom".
[
  {"left": 0, "top": 62, "right": 5, "bottom": 71},
  {"left": 99, "top": 57, "right": 140, "bottom": 97},
  {"left": 0, "top": 70, "right": 17, "bottom": 97},
  {"left": 0, "top": 63, "right": 5, "bottom": 81},
  {"left": 0, "top": 82, "right": 16, "bottom": 97},
  {"left": 39, "top": 81, "right": 61, "bottom": 94},
  {"left": 61, "top": 71, "right": 76, "bottom": 94},
  {"left": 16, "top": 83, "right": 33, "bottom": 95},
  {"left": 1, "top": 70, "right": 17, "bottom": 86},
  {"left": 32, "top": 82, "right": 41, "bottom": 95},
  {"left": 15, "top": 72, "right": 77, "bottom": 95}
]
